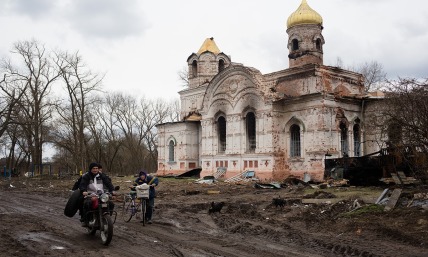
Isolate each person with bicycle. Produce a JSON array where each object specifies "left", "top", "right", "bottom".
[{"left": 133, "top": 170, "right": 158, "bottom": 224}]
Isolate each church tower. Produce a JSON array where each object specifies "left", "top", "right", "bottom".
[
  {"left": 286, "top": 0, "right": 324, "bottom": 68},
  {"left": 186, "top": 37, "right": 231, "bottom": 88}
]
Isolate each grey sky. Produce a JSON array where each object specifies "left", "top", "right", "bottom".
[{"left": 1, "top": 0, "right": 427, "bottom": 99}]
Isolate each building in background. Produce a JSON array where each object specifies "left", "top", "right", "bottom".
[{"left": 155, "top": 0, "right": 383, "bottom": 181}]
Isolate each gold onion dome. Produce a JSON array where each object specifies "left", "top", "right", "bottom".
[
  {"left": 197, "top": 37, "right": 221, "bottom": 55},
  {"left": 287, "top": 0, "right": 323, "bottom": 29}
]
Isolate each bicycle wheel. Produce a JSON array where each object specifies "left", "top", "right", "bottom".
[
  {"left": 139, "top": 198, "right": 147, "bottom": 226},
  {"left": 122, "top": 195, "right": 134, "bottom": 222}
]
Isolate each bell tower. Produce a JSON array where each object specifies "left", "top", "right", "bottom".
[
  {"left": 286, "top": 0, "right": 324, "bottom": 68},
  {"left": 186, "top": 37, "right": 231, "bottom": 88}
]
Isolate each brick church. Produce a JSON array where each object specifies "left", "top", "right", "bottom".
[{"left": 155, "top": 0, "right": 383, "bottom": 181}]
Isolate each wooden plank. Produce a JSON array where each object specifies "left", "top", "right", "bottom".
[
  {"left": 214, "top": 168, "right": 227, "bottom": 179},
  {"left": 207, "top": 190, "right": 220, "bottom": 194},
  {"left": 360, "top": 196, "right": 378, "bottom": 204},
  {"left": 390, "top": 173, "right": 402, "bottom": 184},
  {"left": 397, "top": 171, "right": 406, "bottom": 179},
  {"left": 224, "top": 170, "right": 247, "bottom": 182},
  {"left": 384, "top": 188, "right": 402, "bottom": 211},
  {"left": 301, "top": 198, "right": 342, "bottom": 204},
  {"left": 375, "top": 189, "right": 390, "bottom": 204}
]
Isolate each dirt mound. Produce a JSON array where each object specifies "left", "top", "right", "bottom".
[{"left": 0, "top": 176, "right": 427, "bottom": 257}]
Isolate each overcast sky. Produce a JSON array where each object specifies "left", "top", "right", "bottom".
[{"left": 1, "top": 0, "right": 427, "bottom": 100}]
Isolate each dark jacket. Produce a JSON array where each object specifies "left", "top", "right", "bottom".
[
  {"left": 134, "top": 175, "right": 158, "bottom": 198},
  {"left": 79, "top": 172, "right": 114, "bottom": 193},
  {"left": 71, "top": 176, "right": 83, "bottom": 191},
  {"left": 72, "top": 173, "right": 111, "bottom": 191}
]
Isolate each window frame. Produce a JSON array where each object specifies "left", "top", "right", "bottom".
[
  {"left": 217, "top": 116, "right": 227, "bottom": 153},
  {"left": 290, "top": 124, "right": 301, "bottom": 157}
]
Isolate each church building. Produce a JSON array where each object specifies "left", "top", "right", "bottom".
[{"left": 155, "top": 0, "right": 383, "bottom": 181}]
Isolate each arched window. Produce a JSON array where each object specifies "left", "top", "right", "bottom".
[
  {"left": 168, "top": 140, "right": 175, "bottom": 162},
  {"left": 246, "top": 112, "right": 256, "bottom": 152},
  {"left": 340, "top": 122, "right": 349, "bottom": 156},
  {"left": 218, "top": 59, "right": 225, "bottom": 72},
  {"left": 353, "top": 124, "right": 360, "bottom": 157},
  {"left": 218, "top": 116, "right": 226, "bottom": 153},
  {"left": 191, "top": 60, "right": 197, "bottom": 77},
  {"left": 292, "top": 39, "right": 299, "bottom": 51},
  {"left": 316, "top": 38, "right": 322, "bottom": 50},
  {"left": 290, "top": 124, "right": 301, "bottom": 157}
]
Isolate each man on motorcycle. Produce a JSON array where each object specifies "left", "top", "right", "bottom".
[
  {"left": 73, "top": 163, "right": 111, "bottom": 191},
  {"left": 79, "top": 162, "right": 116, "bottom": 226},
  {"left": 98, "top": 163, "right": 113, "bottom": 184}
]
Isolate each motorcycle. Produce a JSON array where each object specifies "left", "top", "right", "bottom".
[{"left": 83, "top": 190, "right": 117, "bottom": 246}]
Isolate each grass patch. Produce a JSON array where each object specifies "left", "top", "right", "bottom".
[
  {"left": 339, "top": 204, "right": 384, "bottom": 218},
  {"left": 303, "top": 187, "right": 384, "bottom": 200}
]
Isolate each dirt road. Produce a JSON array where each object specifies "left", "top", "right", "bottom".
[{"left": 0, "top": 177, "right": 427, "bottom": 257}]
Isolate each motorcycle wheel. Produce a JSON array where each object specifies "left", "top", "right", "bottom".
[
  {"left": 87, "top": 226, "right": 97, "bottom": 235},
  {"left": 122, "top": 195, "right": 134, "bottom": 222},
  {"left": 100, "top": 214, "right": 113, "bottom": 246},
  {"left": 87, "top": 214, "right": 96, "bottom": 235}
]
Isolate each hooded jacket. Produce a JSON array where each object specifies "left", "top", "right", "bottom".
[{"left": 134, "top": 175, "right": 158, "bottom": 198}]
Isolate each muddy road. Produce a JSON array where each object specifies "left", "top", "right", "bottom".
[{"left": 0, "top": 177, "right": 427, "bottom": 257}]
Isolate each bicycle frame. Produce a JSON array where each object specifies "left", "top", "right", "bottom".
[{"left": 122, "top": 193, "right": 149, "bottom": 225}]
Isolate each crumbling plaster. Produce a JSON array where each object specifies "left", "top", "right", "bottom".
[
  {"left": 158, "top": 61, "right": 378, "bottom": 182},
  {"left": 155, "top": 3, "right": 382, "bottom": 181}
]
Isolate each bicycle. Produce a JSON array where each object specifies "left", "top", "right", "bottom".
[{"left": 122, "top": 183, "right": 150, "bottom": 225}]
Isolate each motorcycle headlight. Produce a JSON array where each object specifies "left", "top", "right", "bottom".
[{"left": 100, "top": 193, "right": 109, "bottom": 203}]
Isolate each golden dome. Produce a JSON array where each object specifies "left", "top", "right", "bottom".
[
  {"left": 287, "top": 0, "right": 323, "bottom": 29},
  {"left": 197, "top": 37, "right": 221, "bottom": 55}
]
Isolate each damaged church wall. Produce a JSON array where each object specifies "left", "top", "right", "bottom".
[
  {"left": 155, "top": 1, "right": 385, "bottom": 182},
  {"left": 179, "top": 85, "right": 207, "bottom": 120},
  {"left": 265, "top": 66, "right": 366, "bottom": 181},
  {"left": 270, "top": 96, "right": 327, "bottom": 181},
  {"left": 197, "top": 69, "right": 278, "bottom": 180},
  {"left": 156, "top": 122, "right": 200, "bottom": 176},
  {"left": 188, "top": 52, "right": 219, "bottom": 89},
  {"left": 287, "top": 24, "right": 324, "bottom": 68},
  {"left": 159, "top": 63, "right": 378, "bottom": 181},
  {"left": 159, "top": 64, "right": 373, "bottom": 181},
  {"left": 272, "top": 65, "right": 363, "bottom": 98}
]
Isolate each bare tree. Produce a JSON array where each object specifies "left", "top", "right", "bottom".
[
  {"left": 92, "top": 93, "right": 125, "bottom": 175},
  {"left": 52, "top": 50, "right": 103, "bottom": 173},
  {"left": 3, "top": 123, "right": 30, "bottom": 171},
  {"left": 0, "top": 62, "right": 28, "bottom": 171},
  {"left": 3, "top": 40, "right": 62, "bottom": 173},
  {"left": 382, "top": 78, "right": 428, "bottom": 149},
  {"left": 177, "top": 66, "right": 189, "bottom": 87},
  {"left": 0, "top": 73, "right": 26, "bottom": 138},
  {"left": 92, "top": 93, "right": 180, "bottom": 174},
  {"left": 357, "top": 61, "right": 387, "bottom": 92},
  {"left": 1, "top": 39, "right": 183, "bottom": 176},
  {"left": 139, "top": 97, "right": 179, "bottom": 171},
  {"left": 167, "top": 98, "right": 181, "bottom": 122},
  {"left": 331, "top": 58, "right": 386, "bottom": 93},
  {"left": 334, "top": 57, "right": 344, "bottom": 69}
]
